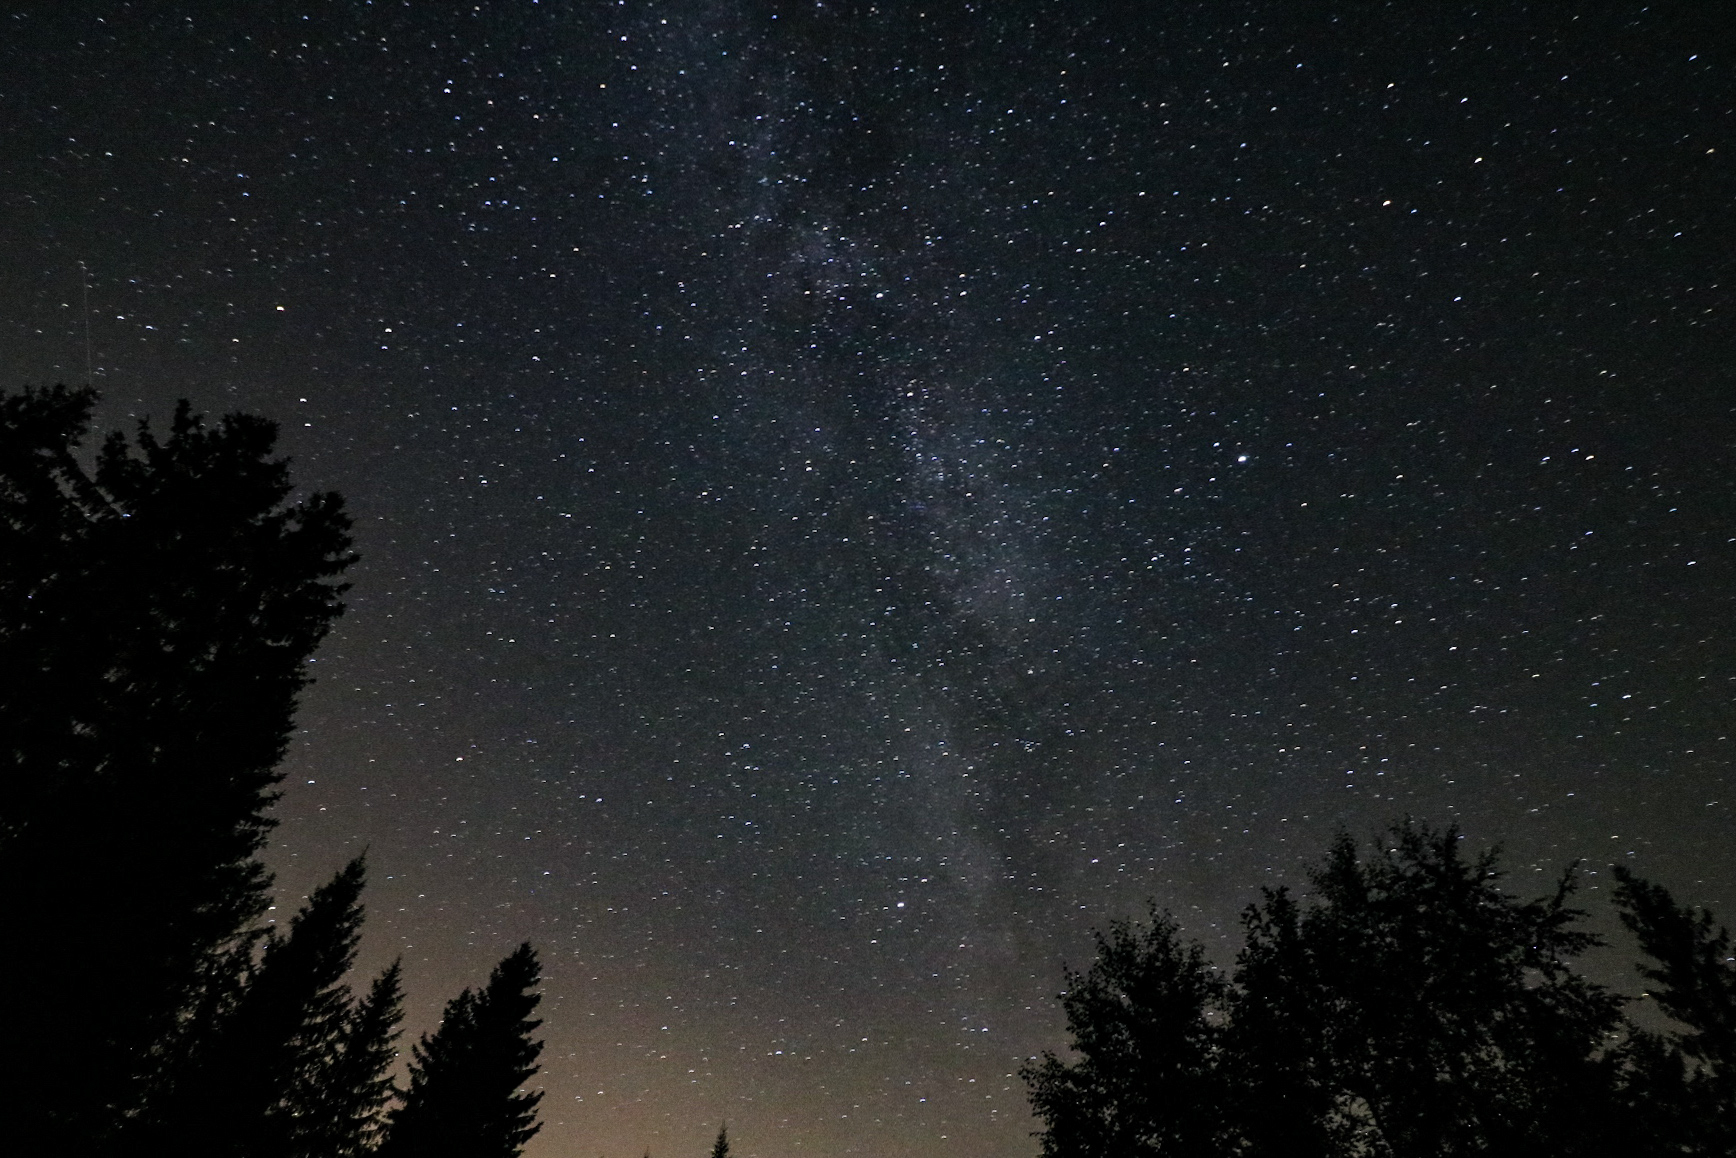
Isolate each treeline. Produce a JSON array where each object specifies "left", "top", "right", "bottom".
[
  {"left": 1023, "top": 821, "right": 1736, "bottom": 1156},
  {"left": 0, "top": 387, "right": 543, "bottom": 1158}
]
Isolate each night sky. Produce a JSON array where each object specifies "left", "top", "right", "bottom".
[{"left": 3, "top": 3, "right": 1733, "bottom": 1155}]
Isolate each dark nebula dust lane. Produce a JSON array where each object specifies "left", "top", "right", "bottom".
[{"left": 3, "top": 3, "right": 1732, "bottom": 1155}]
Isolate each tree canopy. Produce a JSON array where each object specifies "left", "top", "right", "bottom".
[
  {"left": 122, "top": 857, "right": 404, "bottom": 1158},
  {"left": 1, "top": 385, "right": 354, "bottom": 1151},
  {"left": 1023, "top": 821, "right": 1736, "bottom": 1157},
  {"left": 0, "top": 387, "right": 544, "bottom": 1157},
  {"left": 380, "top": 943, "right": 546, "bottom": 1158}
]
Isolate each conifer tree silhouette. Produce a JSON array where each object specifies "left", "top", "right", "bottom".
[
  {"left": 309, "top": 960, "right": 407, "bottom": 1158},
  {"left": 380, "top": 943, "right": 545, "bottom": 1158},
  {"left": 123, "top": 857, "right": 401, "bottom": 1158},
  {"left": 709, "top": 1124, "right": 730, "bottom": 1158},
  {"left": 0, "top": 386, "right": 354, "bottom": 1153}
]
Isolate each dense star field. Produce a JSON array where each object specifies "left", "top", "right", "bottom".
[{"left": 3, "top": 3, "right": 1731, "bottom": 1155}]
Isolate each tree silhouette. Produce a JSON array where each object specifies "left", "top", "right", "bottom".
[
  {"left": 1613, "top": 865, "right": 1736, "bottom": 1154},
  {"left": 380, "top": 942, "right": 545, "bottom": 1158},
  {"left": 1223, "top": 887, "right": 1335, "bottom": 1158},
  {"left": 1272, "top": 824, "right": 1626, "bottom": 1155},
  {"left": 709, "top": 1124, "right": 731, "bottom": 1158},
  {"left": 122, "top": 857, "right": 402, "bottom": 1158},
  {"left": 1023, "top": 820, "right": 1721, "bottom": 1157},
  {"left": 310, "top": 960, "right": 408, "bottom": 1158},
  {"left": 0, "top": 386, "right": 354, "bottom": 1152},
  {"left": 1022, "top": 909, "right": 1233, "bottom": 1157},
  {"left": 2, "top": 388, "right": 554, "bottom": 1158}
]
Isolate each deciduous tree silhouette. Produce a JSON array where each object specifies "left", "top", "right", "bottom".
[
  {"left": 1022, "top": 909, "right": 1234, "bottom": 1157},
  {"left": 380, "top": 942, "right": 545, "bottom": 1158},
  {"left": 1224, "top": 887, "right": 1336, "bottom": 1158},
  {"left": 1614, "top": 865, "right": 1736, "bottom": 1154},
  {"left": 1023, "top": 821, "right": 1721, "bottom": 1157},
  {"left": 0, "top": 386, "right": 354, "bottom": 1153},
  {"left": 1276, "top": 824, "right": 1626, "bottom": 1155}
]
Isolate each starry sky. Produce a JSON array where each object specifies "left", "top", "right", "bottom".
[{"left": 3, "top": 3, "right": 1733, "bottom": 1155}]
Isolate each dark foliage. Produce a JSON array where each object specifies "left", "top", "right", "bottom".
[
  {"left": 710, "top": 1125, "right": 731, "bottom": 1158},
  {"left": 0, "top": 386, "right": 354, "bottom": 1152},
  {"left": 380, "top": 943, "right": 545, "bottom": 1158},
  {"left": 1275, "top": 826, "right": 1628, "bottom": 1156},
  {"left": 1223, "top": 887, "right": 1335, "bottom": 1158},
  {"left": 121, "top": 857, "right": 403, "bottom": 1158},
  {"left": 1023, "top": 821, "right": 1730, "bottom": 1158},
  {"left": 1613, "top": 865, "right": 1736, "bottom": 1153},
  {"left": 316, "top": 961, "right": 409, "bottom": 1157},
  {"left": 1, "top": 387, "right": 550, "bottom": 1158},
  {"left": 1023, "top": 909, "right": 1233, "bottom": 1157}
]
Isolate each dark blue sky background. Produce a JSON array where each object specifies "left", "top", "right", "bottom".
[{"left": 4, "top": 3, "right": 1732, "bottom": 1155}]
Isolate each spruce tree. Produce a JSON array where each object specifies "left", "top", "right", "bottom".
[
  {"left": 125, "top": 857, "right": 401, "bottom": 1158},
  {"left": 380, "top": 943, "right": 545, "bottom": 1158},
  {"left": 0, "top": 386, "right": 354, "bottom": 1153},
  {"left": 306, "top": 960, "right": 407, "bottom": 1158},
  {"left": 709, "top": 1125, "right": 730, "bottom": 1158}
]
